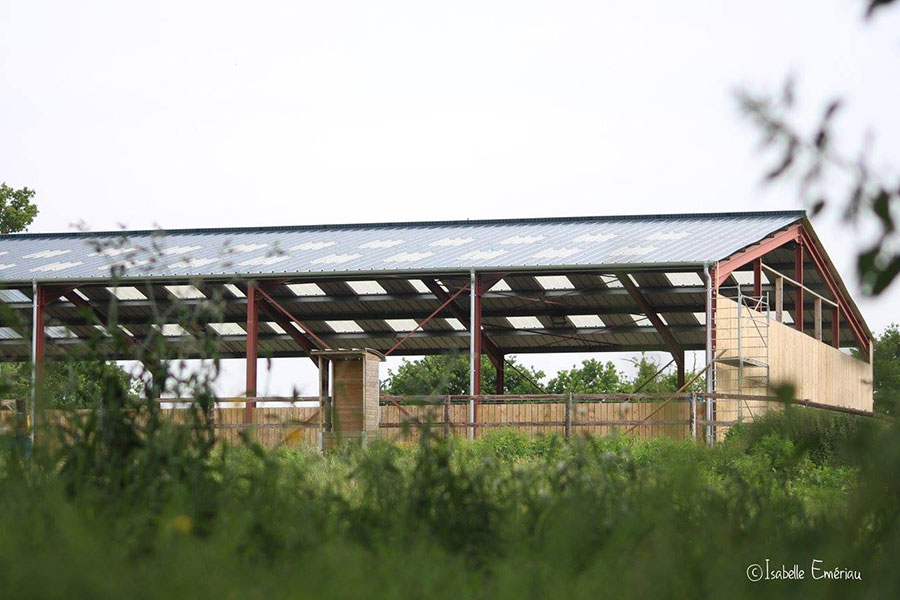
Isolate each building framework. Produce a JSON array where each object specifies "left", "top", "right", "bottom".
[{"left": 0, "top": 211, "right": 874, "bottom": 423}]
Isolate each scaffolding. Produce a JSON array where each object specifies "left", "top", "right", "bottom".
[{"left": 712, "top": 286, "right": 773, "bottom": 429}]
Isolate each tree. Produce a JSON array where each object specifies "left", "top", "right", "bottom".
[
  {"left": 382, "top": 354, "right": 546, "bottom": 396},
  {"left": 867, "top": 324, "right": 900, "bottom": 416},
  {"left": 0, "top": 183, "right": 39, "bottom": 233},
  {"left": 545, "top": 358, "right": 628, "bottom": 394}
]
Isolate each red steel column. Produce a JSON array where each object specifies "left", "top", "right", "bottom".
[
  {"left": 244, "top": 283, "right": 258, "bottom": 424},
  {"left": 494, "top": 355, "right": 504, "bottom": 395},
  {"left": 752, "top": 258, "right": 762, "bottom": 298},
  {"left": 794, "top": 242, "right": 804, "bottom": 333}
]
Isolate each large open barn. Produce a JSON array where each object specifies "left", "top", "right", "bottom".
[{"left": 0, "top": 210, "right": 875, "bottom": 444}]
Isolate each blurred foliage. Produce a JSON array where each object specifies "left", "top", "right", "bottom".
[
  {"left": 0, "top": 361, "right": 142, "bottom": 410},
  {"left": 738, "top": 0, "right": 900, "bottom": 296}
]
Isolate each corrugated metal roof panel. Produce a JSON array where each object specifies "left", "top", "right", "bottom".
[{"left": 0, "top": 211, "right": 803, "bottom": 283}]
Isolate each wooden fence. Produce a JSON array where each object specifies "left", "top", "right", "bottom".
[{"left": 1, "top": 392, "right": 880, "bottom": 450}]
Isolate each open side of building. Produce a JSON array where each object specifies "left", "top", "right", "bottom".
[{"left": 0, "top": 210, "right": 875, "bottom": 438}]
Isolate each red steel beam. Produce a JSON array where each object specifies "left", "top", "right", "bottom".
[
  {"left": 384, "top": 283, "right": 469, "bottom": 356},
  {"left": 795, "top": 242, "right": 804, "bottom": 333},
  {"left": 495, "top": 356, "right": 504, "bottom": 395},
  {"left": 34, "top": 286, "right": 47, "bottom": 388},
  {"left": 716, "top": 223, "right": 802, "bottom": 286},
  {"left": 421, "top": 278, "right": 503, "bottom": 370},
  {"left": 245, "top": 283, "right": 258, "bottom": 424},
  {"left": 256, "top": 286, "right": 330, "bottom": 349},
  {"left": 799, "top": 229, "right": 869, "bottom": 355},
  {"left": 617, "top": 274, "right": 685, "bottom": 384}
]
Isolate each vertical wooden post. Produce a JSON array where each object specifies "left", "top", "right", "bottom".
[
  {"left": 676, "top": 355, "right": 685, "bottom": 390},
  {"left": 564, "top": 392, "right": 573, "bottom": 438},
  {"left": 318, "top": 355, "right": 331, "bottom": 433},
  {"left": 244, "top": 283, "right": 258, "bottom": 424},
  {"left": 690, "top": 393, "right": 697, "bottom": 441},
  {"left": 795, "top": 243, "right": 804, "bottom": 333},
  {"left": 775, "top": 275, "right": 784, "bottom": 323},
  {"left": 814, "top": 298, "right": 823, "bottom": 341},
  {"left": 443, "top": 395, "right": 451, "bottom": 438},
  {"left": 832, "top": 305, "right": 840, "bottom": 348},
  {"left": 752, "top": 258, "right": 762, "bottom": 298}
]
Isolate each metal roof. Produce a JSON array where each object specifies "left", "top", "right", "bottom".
[{"left": 0, "top": 211, "right": 804, "bottom": 284}]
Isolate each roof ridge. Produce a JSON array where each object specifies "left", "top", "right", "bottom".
[{"left": 0, "top": 210, "right": 806, "bottom": 240}]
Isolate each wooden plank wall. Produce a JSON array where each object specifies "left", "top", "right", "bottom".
[{"left": 715, "top": 294, "right": 873, "bottom": 413}]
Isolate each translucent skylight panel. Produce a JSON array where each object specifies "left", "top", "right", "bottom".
[
  {"left": 535, "top": 275, "right": 575, "bottom": 290},
  {"left": 46, "top": 326, "right": 76, "bottom": 339},
  {"left": 406, "top": 279, "right": 430, "bottom": 293},
  {"left": 312, "top": 253, "right": 362, "bottom": 264},
  {"left": 730, "top": 271, "right": 770, "bottom": 286},
  {"left": 646, "top": 231, "right": 689, "bottom": 241},
  {"left": 532, "top": 247, "right": 580, "bottom": 259},
  {"left": 229, "top": 243, "right": 268, "bottom": 253},
  {"left": 153, "top": 324, "right": 189, "bottom": 337},
  {"left": 72, "top": 289, "right": 90, "bottom": 301},
  {"left": 0, "top": 326, "right": 22, "bottom": 339},
  {"left": 430, "top": 237, "right": 474, "bottom": 247},
  {"left": 106, "top": 286, "right": 147, "bottom": 300},
  {"left": 209, "top": 323, "right": 246, "bottom": 336},
  {"left": 23, "top": 249, "right": 71, "bottom": 259},
  {"left": 500, "top": 235, "right": 544, "bottom": 245},
  {"left": 666, "top": 272, "right": 704, "bottom": 286},
  {"left": 384, "top": 252, "right": 434, "bottom": 263},
  {"left": 223, "top": 284, "right": 245, "bottom": 298},
  {"left": 290, "top": 241, "right": 335, "bottom": 251},
  {"left": 444, "top": 318, "right": 466, "bottom": 331},
  {"left": 574, "top": 232, "right": 616, "bottom": 243},
  {"left": 165, "top": 285, "right": 206, "bottom": 299},
  {"left": 489, "top": 279, "right": 511, "bottom": 292},
  {"left": 119, "top": 325, "right": 134, "bottom": 337},
  {"left": 0, "top": 289, "right": 29, "bottom": 303},
  {"left": 161, "top": 245, "right": 202, "bottom": 256},
  {"left": 631, "top": 314, "right": 652, "bottom": 327},
  {"left": 600, "top": 275, "right": 623, "bottom": 288},
  {"left": 385, "top": 319, "right": 420, "bottom": 332},
  {"left": 266, "top": 321, "right": 286, "bottom": 334},
  {"left": 92, "top": 325, "right": 111, "bottom": 337},
  {"left": 360, "top": 239, "right": 404, "bottom": 249},
  {"left": 568, "top": 315, "right": 605, "bottom": 328},
  {"left": 239, "top": 255, "right": 290, "bottom": 267},
  {"left": 507, "top": 316, "right": 544, "bottom": 329},
  {"left": 30, "top": 261, "right": 83, "bottom": 273},
  {"left": 346, "top": 280, "right": 386, "bottom": 295},
  {"left": 460, "top": 249, "right": 506, "bottom": 260},
  {"left": 693, "top": 312, "right": 707, "bottom": 324},
  {"left": 608, "top": 246, "right": 656, "bottom": 256},
  {"left": 327, "top": 320, "right": 365, "bottom": 333},
  {"left": 286, "top": 283, "right": 325, "bottom": 296}
]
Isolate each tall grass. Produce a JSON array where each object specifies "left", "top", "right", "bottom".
[{"left": 2, "top": 406, "right": 899, "bottom": 598}]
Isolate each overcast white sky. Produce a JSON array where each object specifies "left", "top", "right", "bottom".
[{"left": 2, "top": 1, "right": 899, "bottom": 396}]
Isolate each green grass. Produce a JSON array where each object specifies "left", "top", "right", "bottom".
[{"left": 1, "top": 410, "right": 898, "bottom": 599}]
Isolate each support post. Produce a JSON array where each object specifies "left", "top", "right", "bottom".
[
  {"left": 443, "top": 395, "right": 451, "bottom": 438},
  {"left": 245, "top": 283, "right": 258, "bottom": 424},
  {"left": 832, "top": 305, "right": 840, "bottom": 348},
  {"left": 775, "top": 275, "right": 784, "bottom": 323},
  {"left": 319, "top": 355, "right": 331, "bottom": 433},
  {"left": 690, "top": 393, "right": 697, "bottom": 441},
  {"left": 495, "top": 355, "right": 504, "bottom": 395},
  {"left": 676, "top": 354, "right": 685, "bottom": 390},
  {"left": 814, "top": 297, "right": 823, "bottom": 341},
  {"left": 704, "top": 263, "right": 714, "bottom": 446},
  {"left": 565, "top": 392, "right": 573, "bottom": 437},
  {"left": 30, "top": 281, "right": 45, "bottom": 448},
  {"left": 752, "top": 258, "right": 762, "bottom": 298},
  {"left": 795, "top": 243, "right": 804, "bottom": 333},
  {"left": 468, "top": 269, "right": 477, "bottom": 440}
]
